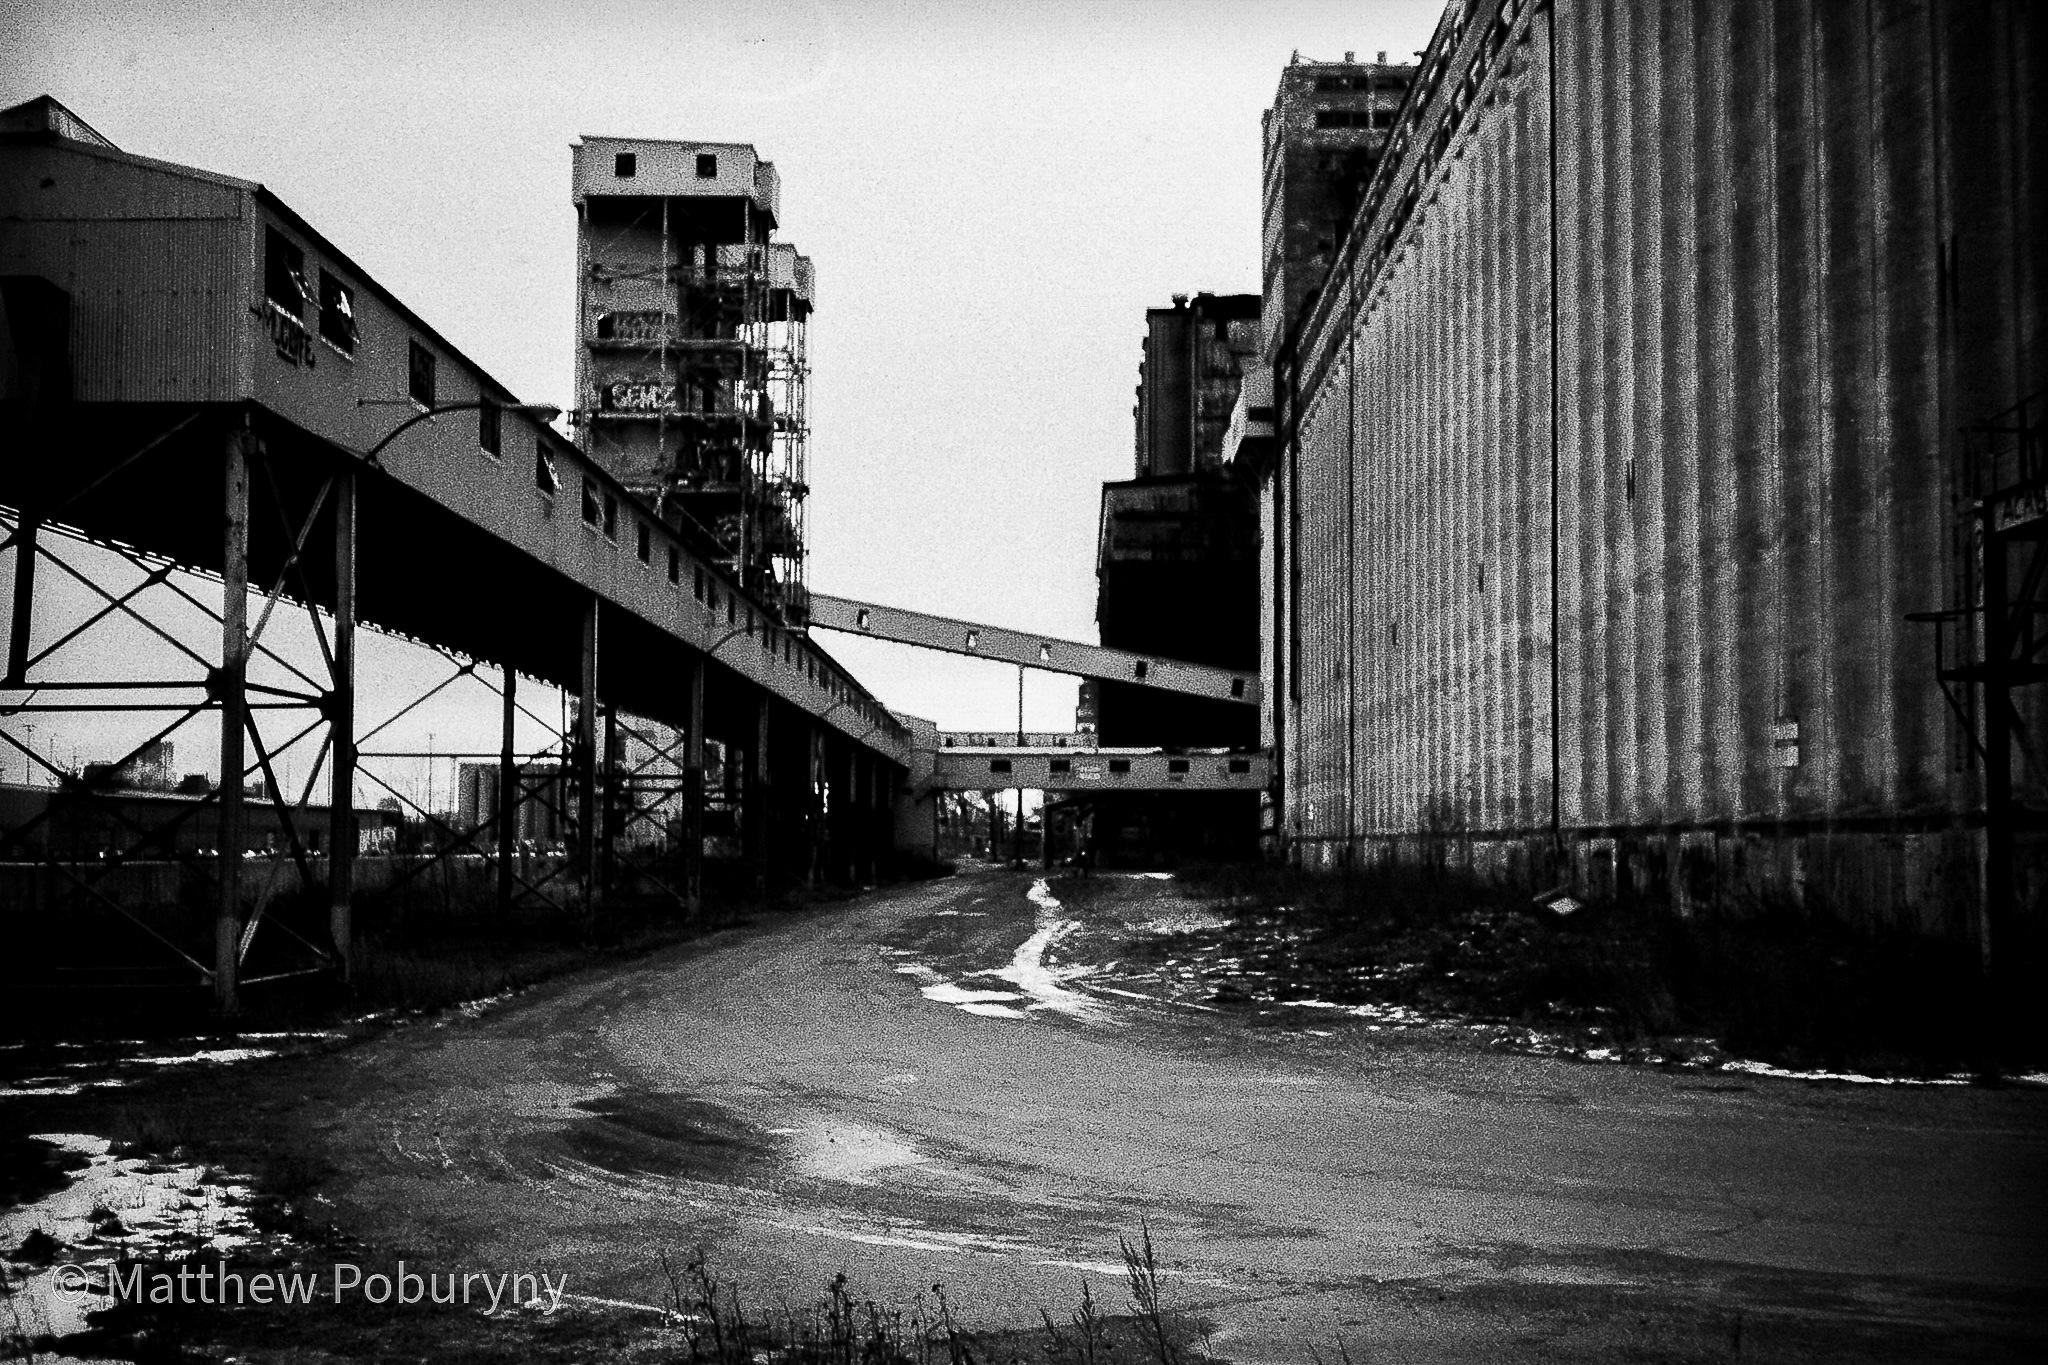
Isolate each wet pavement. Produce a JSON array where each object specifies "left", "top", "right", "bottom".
[
  {"left": 5, "top": 868, "right": 2045, "bottom": 1361},
  {"left": 305, "top": 869, "right": 2046, "bottom": 1359}
]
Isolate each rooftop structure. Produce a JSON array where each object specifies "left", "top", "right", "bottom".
[{"left": 1260, "top": 52, "right": 1416, "bottom": 364}]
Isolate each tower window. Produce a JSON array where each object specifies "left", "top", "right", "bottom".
[
  {"left": 696, "top": 153, "right": 718, "bottom": 178},
  {"left": 536, "top": 443, "right": 558, "bottom": 494},
  {"left": 615, "top": 152, "right": 637, "bottom": 178}
]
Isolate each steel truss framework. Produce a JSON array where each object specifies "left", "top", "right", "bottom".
[{"left": 0, "top": 410, "right": 739, "bottom": 1010}]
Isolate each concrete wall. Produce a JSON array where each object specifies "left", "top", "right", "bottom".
[{"left": 1276, "top": 0, "right": 2046, "bottom": 940}]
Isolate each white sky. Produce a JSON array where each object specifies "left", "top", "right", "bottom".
[{"left": 2, "top": 0, "right": 1442, "bottom": 786}]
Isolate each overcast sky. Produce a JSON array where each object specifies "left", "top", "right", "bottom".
[{"left": 3, "top": 0, "right": 1442, "bottom": 777}]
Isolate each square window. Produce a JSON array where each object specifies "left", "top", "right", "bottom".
[
  {"left": 317, "top": 270, "right": 357, "bottom": 352},
  {"left": 265, "top": 227, "right": 306, "bottom": 314},
  {"left": 1168, "top": 759, "right": 1191, "bottom": 774},
  {"left": 603, "top": 492, "right": 619, "bottom": 540},
  {"left": 614, "top": 151, "right": 637, "bottom": 178},
  {"left": 1108, "top": 759, "right": 1131, "bottom": 774},
  {"left": 536, "top": 442, "right": 558, "bottom": 493},
  {"left": 478, "top": 401, "right": 501, "bottom": 458},
  {"left": 1049, "top": 758, "right": 1071, "bottom": 775},
  {"left": 1228, "top": 758, "right": 1252, "bottom": 774},
  {"left": 989, "top": 759, "right": 1012, "bottom": 775},
  {"left": 636, "top": 521, "right": 651, "bottom": 562},
  {"left": 696, "top": 152, "right": 718, "bottom": 178},
  {"left": 667, "top": 546, "right": 680, "bottom": 584},
  {"left": 408, "top": 339, "right": 436, "bottom": 406},
  {"left": 581, "top": 476, "right": 602, "bottom": 526}
]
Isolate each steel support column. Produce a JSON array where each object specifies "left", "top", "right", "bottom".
[
  {"left": 327, "top": 470, "right": 356, "bottom": 979},
  {"left": 602, "top": 701, "right": 618, "bottom": 898},
  {"left": 216, "top": 424, "right": 251, "bottom": 1013},
  {"left": 576, "top": 595, "right": 599, "bottom": 915},
  {"left": 682, "top": 656, "right": 705, "bottom": 914},
  {"left": 750, "top": 695, "right": 772, "bottom": 896},
  {"left": 497, "top": 662, "right": 517, "bottom": 919},
  {"left": 5, "top": 517, "right": 37, "bottom": 685}
]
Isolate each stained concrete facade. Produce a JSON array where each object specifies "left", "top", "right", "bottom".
[{"left": 1261, "top": 0, "right": 2046, "bottom": 943}]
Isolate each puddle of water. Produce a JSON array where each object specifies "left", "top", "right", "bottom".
[
  {"left": 0, "top": 1133, "right": 268, "bottom": 1352},
  {"left": 787, "top": 1122, "right": 927, "bottom": 1184},
  {"left": 983, "top": 881, "right": 1112, "bottom": 1023}
]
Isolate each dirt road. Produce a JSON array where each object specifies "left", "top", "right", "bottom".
[{"left": 285, "top": 868, "right": 2045, "bottom": 1361}]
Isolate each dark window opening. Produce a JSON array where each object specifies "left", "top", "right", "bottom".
[
  {"left": 407, "top": 339, "right": 436, "bottom": 406},
  {"left": 1133, "top": 660, "right": 1149, "bottom": 679},
  {"left": 536, "top": 443, "right": 558, "bottom": 493},
  {"left": 614, "top": 151, "right": 637, "bottom": 178},
  {"left": 1108, "top": 759, "right": 1131, "bottom": 775},
  {"left": 603, "top": 492, "right": 618, "bottom": 540},
  {"left": 478, "top": 401, "right": 501, "bottom": 457},
  {"left": 989, "top": 759, "right": 1012, "bottom": 775},
  {"left": 1373, "top": 109, "right": 1395, "bottom": 129},
  {"left": 668, "top": 547, "right": 680, "bottom": 583},
  {"left": 1228, "top": 758, "right": 1253, "bottom": 774},
  {"left": 317, "top": 270, "right": 357, "bottom": 352},
  {"left": 727, "top": 599, "right": 736, "bottom": 626},
  {"left": 694, "top": 566, "right": 705, "bottom": 601},
  {"left": 1168, "top": 759, "right": 1191, "bottom": 774},
  {"left": 636, "top": 521, "right": 651, "bottom": 562},
  {"left": 696, "top": 152, "right": 718, "bottom": 178},
  {"left": 581, "top": 477, "right": 601, "bottom": 526},
  {"left": 1049, "top": 758, "right": 1071, "bottom": 775},
  {"left": 264, "top": 227, "right": 306, "bottom": 314},
  {"left": 1230, "top": 677, "right": 1246, "bottom": 698}
]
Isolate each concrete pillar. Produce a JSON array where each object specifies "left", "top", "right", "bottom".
[
  {"left": 216, "top": 424, "right": 251, "bottom": 1013},
  {"left": 327, "top": 470, "right": 356, "bottom": 978}
]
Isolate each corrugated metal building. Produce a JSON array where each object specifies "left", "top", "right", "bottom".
[{"left": 1262, "top": 0, "right": 2045, "bottom": 943}]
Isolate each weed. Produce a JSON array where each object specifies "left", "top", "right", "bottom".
[{"left": 1122, "top": 1220, "right": 1177, "bottom": 1365}]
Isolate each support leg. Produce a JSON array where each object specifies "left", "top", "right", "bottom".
[
  {"left": 217, "top": 424, "right": 251, "bottom": 1013},
  {"left": 328, "top": 471, "right": 356, "bottom": 980},
  {"left": 5, "top": 517, "right": 38, "bottom": 685},
  {"left": 683, "top": 657, "right": 705, "bottom": 914},
  {"left": 577, "top": 595, "right": 599, "bottom": 917},
  {"left": 602, "top": 702, "right": 618, "bottom": 898},
  {"left": 497, "top": 662, "right": 516, "bottom": 920},
  {"left": 750, "top": 695, "right": 772, "bottom": 896}
]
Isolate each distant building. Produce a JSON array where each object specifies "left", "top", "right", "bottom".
[
  {"left": 1133, "top": 293, "right": 1262, "bottom": 478},
  {"left": 454, "top": 761, "right": 569, "bottom": 848},
  {"left": 1090, "top": 293, "right": 1266, "bottom": 865},
  {"left": 571, "top": 136, "right": 814, "bottom": 622}
]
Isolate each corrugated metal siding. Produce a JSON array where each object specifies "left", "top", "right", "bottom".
[
  {"left": 1281, "top": 0, "right": 2044, "bottom": 922},
  {"left": 60, "top": 218, "right": 247, "bottom": 403},
  {"left": 0, "top": 145, "right": 249, "bottom": 403}
]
